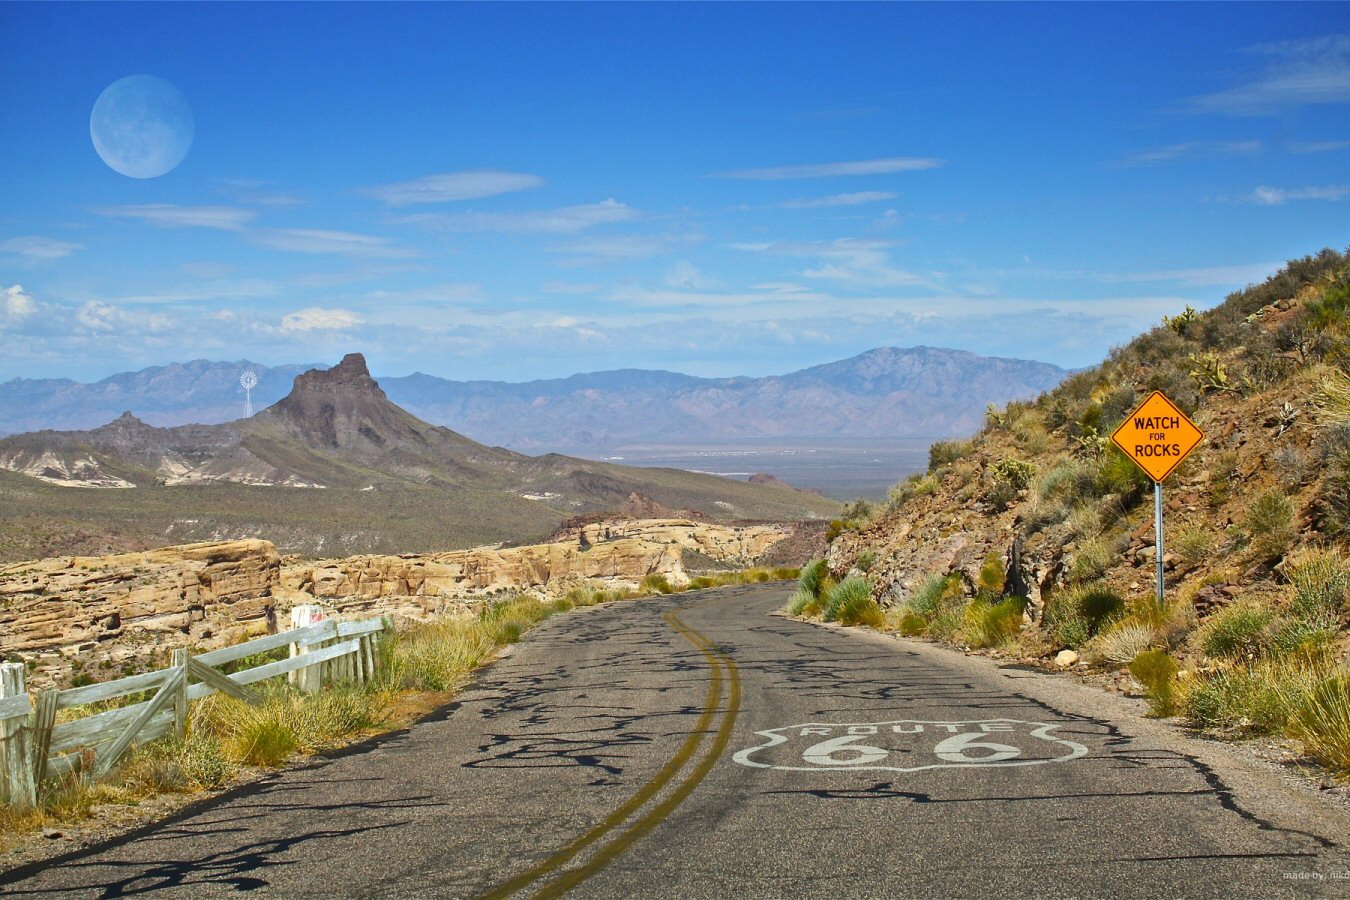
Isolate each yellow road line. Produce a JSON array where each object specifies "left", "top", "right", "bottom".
[
  {"left": 481, "top": 597, "right": 739, "bottom": 900},
  {"left": 535, "top": 609, "right": 741, "bottom": 897}
]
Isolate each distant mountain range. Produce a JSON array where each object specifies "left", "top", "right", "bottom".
[
  {"left": 0, "top": 354, "right": 837, "bottom": 561},
  {"left": 0, "top": 348, "right": 1069, "bottom": 449}
]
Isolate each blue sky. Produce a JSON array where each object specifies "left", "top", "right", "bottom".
[{"left": 1, "top": 2, "right": 1348, "bottom": 383}]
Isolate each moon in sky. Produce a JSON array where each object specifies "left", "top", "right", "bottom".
[{"left": 90, "top": 75, "right": 194, "bottom": 179}]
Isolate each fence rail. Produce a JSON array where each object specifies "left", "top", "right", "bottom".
[{"left": 0, "top": 605, "right": 392, "bottom": 809}]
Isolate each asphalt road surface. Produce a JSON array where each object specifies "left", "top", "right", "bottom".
[{"left": 4, "top": 582, "right": 1349, "bottom": 898}]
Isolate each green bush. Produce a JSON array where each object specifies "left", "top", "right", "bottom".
[
  {"left": 1045, "top": 585, "right": 1126, "bottom": 648},
  {"left": 977, "top": 553, "right": 1005, "bottom": 595},
  {"left": 824, "top": 576, "right": 878, "bottom": 625},
  {"left": 1183, "top": 658, "right": 1325, "bottom": 734},
  {"left": 1290, "top": 673, "right": 1350, "bottom": 775},
  {"left": 1095, "top": 446, "right": 1151, "bottom": 502},
  {"left": 908, "top": 573, "right": 962, "bottom": 618},
  {"left": 1070, "top": 537, "right": 1116, "bottom": 584},
  {"left": 1286, "top": 546, "right": 1350, "bottom": 622},
  {"left": 1173, "top": 526, "right": 1218, "bottom": 569},
  {"left": 963, "top": 596, "right": 1027, "bottom": 648},
  {"left": 798, "top": 558, "right": 829, "bottom": 599},
  {"left": 640, "top": 573, "right": 675, "bottom": 595},
  {"left": 1197, "top": 602, "right": 1274, "bottom": 660},
  {"left": 1243, "top": 490, "right": 1297, "bottom": 563},
  {"left": 855, "top": 550, "right": 878, "bottom": 573},
  {"left": 1130, "top": 650, "right": 1180, "bottom": 717},
  {"left": 928, "top": 439, "right": 973, "bottom": 474},
  {"left": 890, "top": 608, "right": 929, "bottom": 636},
  {"left": 786, "top": 588, "right": 817, "bottom": 617}
]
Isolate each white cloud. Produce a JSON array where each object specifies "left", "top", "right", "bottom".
[
  {"left": 279, "top": 307, "right": 364, "bottom": 333},
  {"left": 1188, "top": 33, "right": 1350, "bottom": 115},
  {"left": 391, "top": 199, "right": 637, "bottom": 234},
  {"left": 734, "top": 238, "right": 936, "bottom": 289},
  {"left": 93, "top": 204, "right": 257, "bottom": 231},
  {"left": 0, "top": 236, "right": 84, "bottom": 260},
  {"left": 254, "top": 229, "right": 415, "bottom": 258},
  {"left": 1250, "top": 184, "right": 1350, "bottom": 205},
  {"left": 366, "top": 170, "right": 545, "bottom": 205},
  {"left": 780, "top": 191, "right": 898, "bottom": 209},
  {"left": 1118, "top": 141, "right": 1261, "bottom": 166},
  {"left": 713, "top": 157, "right": 942, "bottom": 180},
  {"left": 3, "top": 285, "right": 39, "bottom": 320},
  {"left": 75, "top": 301, "right": 171, "bottom": 334},
  {"left": 1288, "top": 139, "right": 1350, "bottom": 154}
]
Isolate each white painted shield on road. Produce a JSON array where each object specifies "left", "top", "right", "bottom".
[{"left": 732, "top": 719, "right": 1088, "bottom": 773}]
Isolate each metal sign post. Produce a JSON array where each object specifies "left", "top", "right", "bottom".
[{"left": 1110, "top": 391, "right": 1204, "bottom": 611}]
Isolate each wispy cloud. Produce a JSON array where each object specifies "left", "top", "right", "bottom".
[
  {"left": 1288, "top": 139, "right": 1350, "bottom": 154},
  {"left": 1118, "top": 141, "right": 1260, "bottom": 166},
  {"left": 712, "top": 157, "right": 942, "bottom": 180},
  {"left": 279, "top": 307, "right": 363, "bottom": 333},
  {"left": 733, "top": 238, "right": 937, "bottom": 290},
  {"left": 1187, "top": 33, "right": 1350, "bottom": 115},
  {"left": 216, "top": 179, "right": 304, "bottom": 206},
  {"left": 0, "top": 236, "right": 84, "bottom": 260},
  {"left": 254, "top": 229, "right": 415, "bottom": 257},
  {"left": 76, "top": 301, "right": 172, "bottom": 334},
  {"left": 780, "top": 191, "right": 898, "bottom": 209},
  {"left": 391, "top": 199, "right": 637, "bottom": 234},
  {"left": 550, "top": 233, "right": 702, "bottom": 266},
  {"left": 94, "top": 204, "right": 257, "bottom": 231},
  {"left": 366, "top": 170, "right": 544, "bottom": 205},
  {"left": 1095, "top": 263, "right": 1279, "bottom": 287},
  {"left": 1250, "top": 184, "right": 1350, "bottom": 205}
]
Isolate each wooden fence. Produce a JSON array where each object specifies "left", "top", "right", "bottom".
[{"left": 0, "top": 605, "right": 391, "bottom": 810}]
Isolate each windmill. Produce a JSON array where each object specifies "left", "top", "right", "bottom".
[{"left": 240, "top": 370, "right": 258, "bottom": 418}]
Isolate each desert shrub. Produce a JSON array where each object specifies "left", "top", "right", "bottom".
[
  {"left": 1273, "top": 445, "right": 1312, "bottom": 487},
  {"left": 1172, "top": 526, "right": 1218, "bottom": 569},
  {"left": 1285, "top": 546, "right": 1350, "bottom": 622},
  {"left": 384, "top": 618, "right": 496, "bottom": 691},
  {"left": 640, "top": 573, "right": 675, "bottom": 595},
  {"left": 1289, "top": 673, "right": 1350, "bottom": 775},
  {"left": 1207, "top": 449, "right": 1241, "bottom": 509},
  {"left": 888, "top": 607, "right": 929, "bottom": 636},
  {"left": 963, "top": 595, "right": 1027, "bottom": 648},
  {"left": 977, "top": 552, "right": 1006, "bottom": 595},
  {"left": 1184, "top": 658, "right": 1326, "bottom": 734},
  {"left": 824, "top": 576, "right": 880, "bottom": 626},
  {"left": 1044, "top": 585, "right": 1126, "bottom": 648},
  {"left": 787, "top": 588, "right": 817, "bottom": 617},
  {"left": 987, "top": 457, "right": 1037, "bottom": 511},
  {"left": 1316, "top": 373, "right": 1350, "bottom": 429},
  {"left": 855, "top": 550, "right": 878, "bottom": 573},
  {"left": 1197, "top": 601, "right": 1274, "bottom": 660},
  {"left": 1269, "top": 618, "right": 1340, "bottom": 660},
  {"left": 1130, "top": 650, "right": 1180, "bottom": 717},
  {"left": 1095, "top": 446, "right": 1151, "bottom": 503},
  {"left": 928, "top": 439, "right": 973, "bottom": 474},
  {"left": 1243, "top": 490, "right": 1297, "bottom": 562},
  {"left": 1317, "top": 425, "right": 1350, "bottom": 536},
  {"left": 1088, "top": 622, "right": 1154, "bottom": 665},
  {"left": 1070, "top": 537, "right": 1117, "bottom": 584},
  {"left": 908, "top": 573, "right": 962, "bottom": 619},
  {"left": 798, "top": 558, "right": 829, "bottom": 599}
]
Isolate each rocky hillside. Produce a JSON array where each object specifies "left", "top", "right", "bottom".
[
  {"left": 0, "top": 347, "right": 1068, "bottom": 448},
  {"left": 821, "top": 247, "right": 1350, "bottom": 770},
  {"left": 0, "top": 355, "right": 836, "bottom": 561}
]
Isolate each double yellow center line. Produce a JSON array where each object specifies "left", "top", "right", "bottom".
[{"left": 483, "top": 597, "right": 741, "bottom": 899}]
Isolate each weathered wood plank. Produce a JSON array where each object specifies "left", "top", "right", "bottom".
[
  {"left": 336, "top": 619, "right": 385, "bottom": 639},
  {"left": 0, "top": 693, "right": 32, "bottom": 720},
  {"left": 51, "top": 701, "right": 148, "bottom": 755},
  {"left": 56, "top": 668, "right": 173, "bottom": 710},
  {"left": 186, "top": 639, "right": 359, "bottom": 702},
  {"left": 95, "top": 668, "right": 184, "bottom": 776},
  {"left": 171, "top": 649, "right": 188, "bottom": 738},
  {"left": 194, "top": 619, "right": 338, "bottom": 667},
  {"left": 47, "top": 711, "right": 173, "bottom": 779},
  {"left": 186, "top": 658, "right": 262, "bottom": 705}
]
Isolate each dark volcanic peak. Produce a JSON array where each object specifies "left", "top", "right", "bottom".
[
  {"left": 288, "top": 353, "right": 385, "bottom": 401},
  {"left": 261, "top": 353, "right": 407, "bottom": 450}
]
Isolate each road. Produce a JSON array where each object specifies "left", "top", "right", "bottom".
[{"left": 3, "top": 582, "right": 1348, "bottom": 898}]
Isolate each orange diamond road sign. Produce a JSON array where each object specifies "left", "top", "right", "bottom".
[{"left": 1110, "top": 391, "right": 1204, "bottom": 483}]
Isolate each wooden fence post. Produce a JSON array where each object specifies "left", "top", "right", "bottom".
[
  {"left": 1, "top": 662, "right": 37, "bottom": 810},
  {"left": 171, "top": 649, "right": 189, "bottom": 738},
  {"left": 289, "top": 605, "right": 325, "bottom": 693}
]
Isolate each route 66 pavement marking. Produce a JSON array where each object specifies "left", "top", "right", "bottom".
[{"left": 732, "top": 719, "right": 1088, "bottom": 773}]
